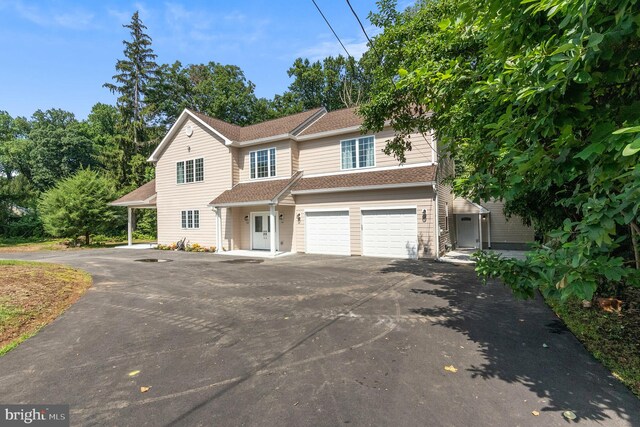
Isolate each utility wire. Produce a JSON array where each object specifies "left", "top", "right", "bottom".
[
  {"left": 311, "top": 0, "right": 352, "bottom": 58},
  {"left": 345, "top": 0, "right": 381, "bottom": 59}
]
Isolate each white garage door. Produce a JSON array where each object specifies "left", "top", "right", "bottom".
[
  {"left": 362, "top": 208, "right": 418, "bottom": 259},
  {"left": 305, "top": 211, "right": 350, "bottom": 255}
]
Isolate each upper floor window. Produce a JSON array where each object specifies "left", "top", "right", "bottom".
[
  {"left": 250, "top": 148, "right": 276, "bottom": 179},
  {"left": 341, "top": 136, "right": 375, "bottom": 170},
  {"left": 177, "top": 158, "right": 204, "bottom": 184}
]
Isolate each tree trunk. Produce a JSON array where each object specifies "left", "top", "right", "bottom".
[{"left": 85, "top": 230, "right": 90, "bottom": 246}]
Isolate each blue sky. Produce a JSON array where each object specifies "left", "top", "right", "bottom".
[{"left": 0, "top": 0, "right": 407, "bottom": 120}]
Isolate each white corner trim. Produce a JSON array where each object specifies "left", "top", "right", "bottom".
[
  {"left": 148, "top": 109, "right": 232, "bottom": 162},
  {"left": 304, "top": 208, "right": 350, "bottom": 213},
  {"left": 360, "top": 205, "right": 418, "bottom": 211},
  {"left": 303, "top": 162, "right": 436, "bottom": 179},
  {"left": 292, "top": 181, "right": 435, "bottom": 195}
]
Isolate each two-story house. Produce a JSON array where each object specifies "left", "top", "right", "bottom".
[{"left": 110, "top": 107, "right": 534, "bottom": 258}]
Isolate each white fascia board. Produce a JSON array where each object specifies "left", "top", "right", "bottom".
[
  {"left": 147, "top": 109, "right": 232, "bottom": 162},
  {"left": 229, "top": 133, "right": 291, "bottom": 147},
  {"left": 295, "top": 125, "right": 362, "bottom": 141},
  {"left": 303, "top": 162, "right": 435, "bottom": 179},
  {"left": 209, "top": 200, "right": 272, "bottom": 208},
  {"left": 291, "top": 181, "right": 435, "bottom": 195}
]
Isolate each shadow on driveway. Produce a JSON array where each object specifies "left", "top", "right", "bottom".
[{"left": 381, "top": 259, "right": 639, "bottom": 424}]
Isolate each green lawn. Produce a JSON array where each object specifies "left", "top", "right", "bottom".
[{"left": 547, "top": 294, "right": 640, "bottom": 398}]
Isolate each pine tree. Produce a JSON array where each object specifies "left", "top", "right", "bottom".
[{"left": 103, "top": 11, "right": 158, "bottom": 181}]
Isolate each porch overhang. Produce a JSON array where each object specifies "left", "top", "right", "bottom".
[
  {"left": 208, "top": 171, "right": 303, "bottom": 208},
  {"left": 291, "top": 165, "right": 437, "bottom": 195}
]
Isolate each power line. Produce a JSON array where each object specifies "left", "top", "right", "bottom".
[
  {"left": 311, "top": 0, "right": 352, "bottom": 58},
  {"left": 345, "top": 0, "right": 381, "bottom": 59}
]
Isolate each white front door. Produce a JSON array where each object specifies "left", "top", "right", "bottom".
[
  {"left": 361, "top": 208, "right": 418, "bottom": 259},
  {"left": 252, "top": 213, "right": 272, "bottom": 250},
  {"left": 456, "top": 215, "right": 479, "bottom": 248}
]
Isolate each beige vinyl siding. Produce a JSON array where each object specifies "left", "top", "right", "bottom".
[
  {"left": 298, "top": 128, "right": 434, "bottom": 175},
  {"left": 228, "top": 205, "right": 295, "bottom": 252},
  {"left": 293, "top": 187, "right": 436, "bottom": 258},
  {"left": 291, "top": 142, "right": 299, "bottom": 173},
  {"left": 482, "top": 199, "right": 535, "bottom": 244},
  {"left": 238, "top": 140, "right": 292, "bottom": 182},
  {"left": 156, "top": 118, "right": 232, "bottom": 248},
  {"left": 231, "top": 147, "right": 240, "bottom": 186},
  {"left": 437, "top": 182, "right": 455, "bottom": 255}
]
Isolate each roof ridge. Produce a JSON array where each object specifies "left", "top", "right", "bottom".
[{"left": 189, "top": 107, "right": 325, "bottom": 130}]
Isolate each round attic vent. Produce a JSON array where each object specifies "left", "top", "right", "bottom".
[{"left": 185, "top": 125, "right": 193, "bottom": 137}]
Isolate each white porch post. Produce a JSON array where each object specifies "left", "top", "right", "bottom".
[
  {"left": 215, "top": 207, "right": 223, "bottom": 253},
  {"left": 269, "top": 204, "right": 276, "bottom": 255},
  {"left": 478, "top": 213, "right": 483, "bottom": 250},
  {"left": 127, "top": 207, "right": 133, "bottom": 246},
  {"left": 487, "top": 214, "right": 491, "bottom": 249}
]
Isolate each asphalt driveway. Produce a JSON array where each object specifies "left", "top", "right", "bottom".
[{"left": 0, "top": 249, "right": 638, "bottom": 426}]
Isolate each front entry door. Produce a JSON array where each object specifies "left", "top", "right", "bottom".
[
  {"left": 456, "top": 215, "right": 479, "bottom": 248},
  {"left": 252, "top": 213, "right": 271, "bottom": 250}
]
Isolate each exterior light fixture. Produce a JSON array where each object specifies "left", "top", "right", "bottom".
[
  {"left": 279, "top": 213, "right": 284, "bottom": 223},
  {"left": 244, "top": 215, "right": 249, "bottom": 223},
  {"left": 296, "top": 213, "right": 301, "bottom": 222},
  {"left": 421, "top": 209, "right": 427, "bottom": 223}
]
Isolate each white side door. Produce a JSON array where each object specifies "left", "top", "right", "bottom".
[{"left": 456, "top": 215, "right": 479, "bottom": 248}]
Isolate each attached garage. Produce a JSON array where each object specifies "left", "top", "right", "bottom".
[
  {"left": 361, "top": 208, "right": 418, "bottom": 259},
  {"left": 305, "top": 210, "right": 350, "bottom": 255}
]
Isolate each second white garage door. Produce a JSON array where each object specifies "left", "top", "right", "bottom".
[
  {"left": 305, "top": 211, "right": 350, "bottom": 255},
  {"left": 362, "top": 208, "right": 418, "bottom": 259}
]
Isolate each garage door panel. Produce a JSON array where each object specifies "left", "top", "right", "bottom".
[
  {"left": 305, "top": 211, "right": 350, "bottom": 255},
  {"left": 362, "top": 209, "right": 418, "bottom": 259}
]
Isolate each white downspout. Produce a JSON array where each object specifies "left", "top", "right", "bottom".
[
  {"left": 127, "top": 207, "right": 133, "bottom": 246},
  {"left": 478, "top": 213, "right": 483, "bottom": 250},
  {"left": 487, "top": 214, "right": 491, "bottom": 249},
  {"left": 434, "top": 187, "right": 440, "bottom": 260},
  {"left": 215, "top": 207, "right": 222, "bottom": 253}
]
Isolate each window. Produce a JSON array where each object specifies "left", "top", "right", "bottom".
[
  {"left": 177, "top": 162, "right": 185, "bottom": 184},
  {"left": 341, "top": 136, "right": 375, "bottom": 169},
  {"left": 181, "top": 210, "right": 200, "bottom": 229},
  {"left": 177, "top": 158, "right": 204, "bottom": 184},
  {"left": 250, "top": 148, "right": 276, "bottom": 179},
  {"left": 195, "top": 158, "right": 204, "bottom": 181}
]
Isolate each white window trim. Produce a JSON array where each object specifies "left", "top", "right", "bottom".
[
  {"left": 340, "top": 135, "right": 376, "bottom": 171},
  {"left": 249, "top": 147, "right": 277, "bottom": 180},
  {"left": 181, "top": 209, "right": 200, "bottom": 229},
  {"left": 176, "top": 157, "right": 205, "bottom": 185}
]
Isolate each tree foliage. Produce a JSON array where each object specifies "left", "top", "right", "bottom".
[
  {"left": 39, "top": 169, "right": 121, "bottom": 245},
  {"left": 361, "top": 0, "right": 640, "bottom": 300}
]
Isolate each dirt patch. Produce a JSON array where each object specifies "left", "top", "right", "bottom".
[{"left": 0, "top": 260, "right": 92, "bottom": 354}]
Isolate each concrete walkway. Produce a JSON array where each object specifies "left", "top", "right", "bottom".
[{"left": 441, "top": 248, "right": 528, "bottom": 264}]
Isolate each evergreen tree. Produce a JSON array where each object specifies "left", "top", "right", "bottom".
[{"left": 103, "top": 11, "right": 158, "bottom": 185}]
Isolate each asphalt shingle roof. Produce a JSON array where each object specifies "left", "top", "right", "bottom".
[
  {"left": 210, "top": 172, "right": 303, "bottom": 206},
  {"left": 110, "top": 180, "right": 156, "bottom": 206},
  {"left": 292, "top": 166, "right": 436, "bottom": 192}
]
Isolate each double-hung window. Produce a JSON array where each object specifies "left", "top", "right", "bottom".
[
  {"left": 177, "top": 158, "right": 204, "bottom": 184},
  {"left": 341, "top": 136, "right": 375, "bottom": 169},
  {"left": 181, "top": 210, "right": 200, "bottom": 229},
  {"left": 250, "top": 148, "right": 276, "bottom": 179}
]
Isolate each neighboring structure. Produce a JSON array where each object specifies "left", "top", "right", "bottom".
[{"left": 111, "top": 107, "right": 534, "bottom": 258}]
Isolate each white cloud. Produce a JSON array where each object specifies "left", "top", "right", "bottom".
[{"left": 11, "top": 1, "right": 95, "bottom": 30}]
